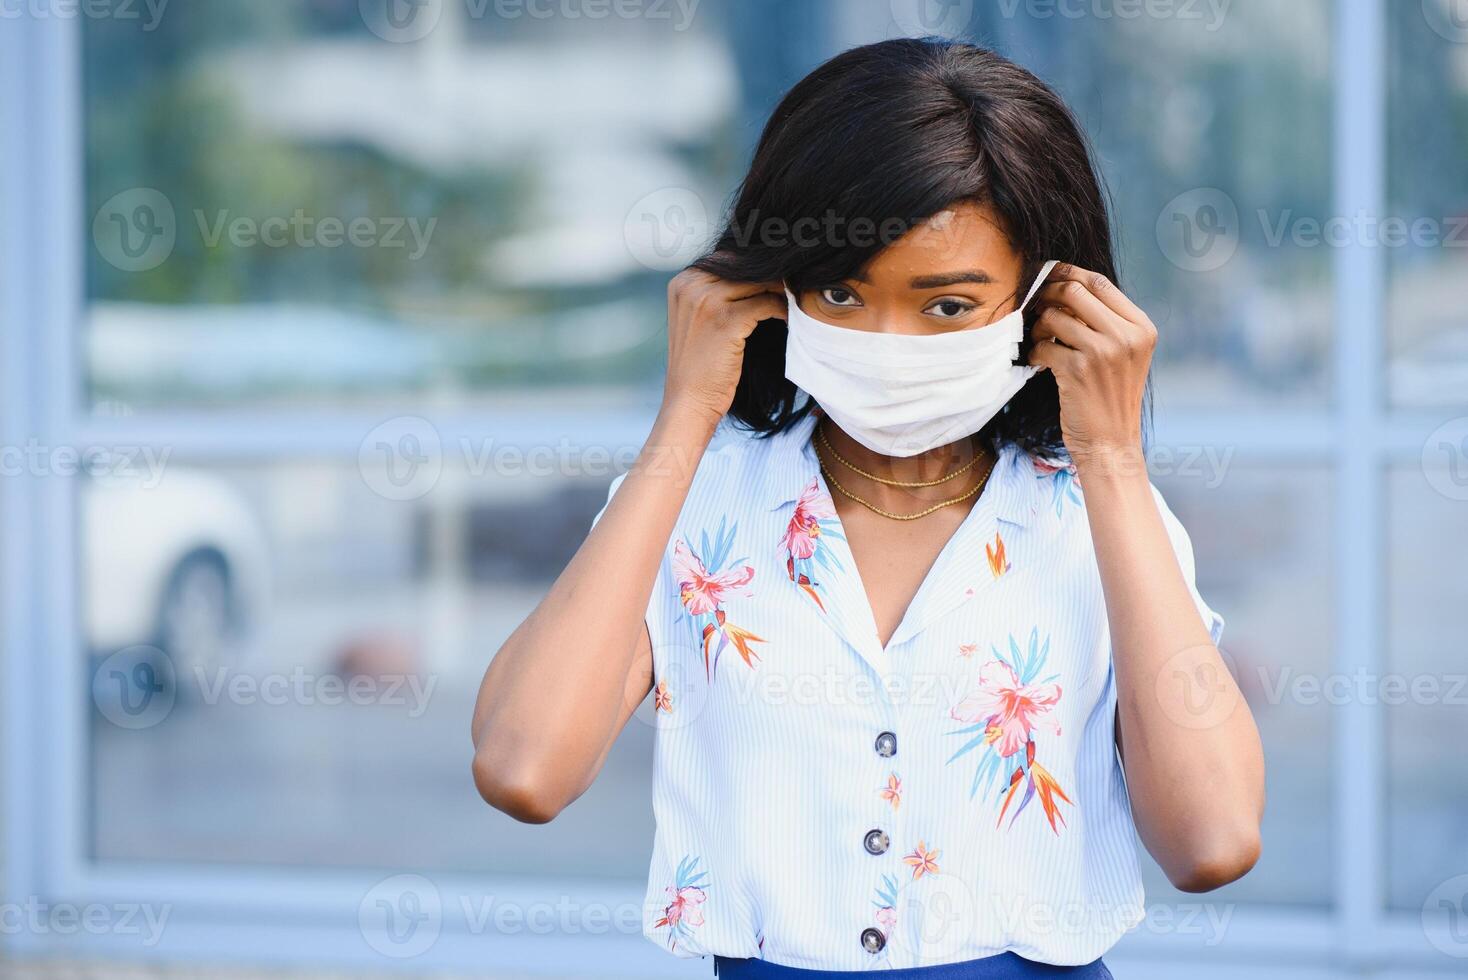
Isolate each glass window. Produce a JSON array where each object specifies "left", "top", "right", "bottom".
[
  {"left": 1386, "top": 462, "right": 1468, "bottom": 911},
  {"left": 1387, "top": 1, "right": 1468, "bottom": 407},
  {"left": 1143, "top": 464, "right": 1335, "bottom": 907},
  {"left": 83, "top": 2, "right": 741, "bottom": 412},
  {"left": 88, "top": 455, "right": 657, "bottom": 875}
]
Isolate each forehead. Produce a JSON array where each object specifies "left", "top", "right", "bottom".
[{"left": 860, "top": 200, "right": 1021, "bottom": 284}]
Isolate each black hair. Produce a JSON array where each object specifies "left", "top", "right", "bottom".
[{"left": 693, "top": 37, "right": 1132, "bottom": 457}]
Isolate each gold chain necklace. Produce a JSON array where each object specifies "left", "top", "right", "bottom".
[
  {"left": 816, "top": 422, "right": 979, "bottom": 487},
  {"left": 817, "top": 450, "right": 998, "bottom": 522}
]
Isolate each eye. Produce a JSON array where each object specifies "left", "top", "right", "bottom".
[
  {"left": 925, "top": 297, "right": 977, "bottom": 319},
  {"left": 818, "top": 286, "right": 862, "bottom": 307}
]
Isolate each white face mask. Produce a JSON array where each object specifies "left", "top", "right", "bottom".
[{"left": 782, "top": 259, "right": 1057, "bottom": 458}]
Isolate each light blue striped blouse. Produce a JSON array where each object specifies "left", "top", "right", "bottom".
[{"left": 593, "top": 408, "right": 1224, "bottom": 971}]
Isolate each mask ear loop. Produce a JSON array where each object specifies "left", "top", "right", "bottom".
[
  {"left": 781, "top": 280, "right": 800, "bottom": 317},
  {"left": 1020, "top": 259, "right": 1060, "bottom": 314},
  {"left": 1014, "top": 259, "right": 1060, "bottom": 367}
]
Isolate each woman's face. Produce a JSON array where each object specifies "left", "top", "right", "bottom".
[{"left": 791, "top": 200, "right": 1027, "bottom": 335}]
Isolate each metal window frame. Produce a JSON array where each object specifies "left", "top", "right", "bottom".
[{"left": 0, "top": 0, "right": 1457, "bottom": 974}]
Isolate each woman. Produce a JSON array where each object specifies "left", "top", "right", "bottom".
[{"left": 471, "top": 38, "right": 1264, "bottom": 978}]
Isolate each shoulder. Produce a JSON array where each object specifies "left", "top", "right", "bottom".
[
  {"left": 1007, "top": 443, "right": 1196, "bottom": 552},
  {"left": 596, "top": 415, "right": 809, "bottom": 542},
  {"left": 599, "top": 415, "right": 786, "bottom": 504},
  {"left": 685, "top": 414, "right": 810, "bottom": 504},
  {"left": 1006, "top": 442, "right": 1086, "bottom": 531}
]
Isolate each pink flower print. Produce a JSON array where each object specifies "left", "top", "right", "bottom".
[
  {"left": 1033, "top": 456, "right": 1083, "bottom": 514},
  {"left": 947, "top": 629, "right": 1075, "bottom": 835},
  {"left": 949, "top": 659, "right": 1062, "bottom": 759},
  {"left": 657, "top": 884, "right": 705, "bottom": 951},
  {"left": 673, "top": 525, "right": 765, "bottom": 679},
  {"left": 663, "top": 886, "right": 701, "bottom": 933},
  {"left": 782, "top": 478, "right": 843, "bottom": 611},
  {"left": 958, "top": 642, "right": 979, "bottom": 659},
  {"left": 781, "top": 478, "right": 836, "bottom": 561},
  {"left": 661, "top": 884, "right": 705, "bottom": 931},
  {"left": 655, "top": 855, "right": 710, "bottom": 951},
  {"left": 871, "top": 873, "right": 901, "bottom": 941},
  {"left": 673, "top": 539, "right": 754, "bottom": 616}
]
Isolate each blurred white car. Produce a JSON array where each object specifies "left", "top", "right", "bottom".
[{"left": 84, "top": 468, "right": 270, "bottom": 678}]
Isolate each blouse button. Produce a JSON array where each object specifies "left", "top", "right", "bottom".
[
  {"left": 863, "top": 828, "right": 890, "bottom": 855},
  {"left": 861, "top": 927, "right": 887, "bottom": 954},
  {"left": 874, "top": 731, "right": 897, "bottom": 758}
]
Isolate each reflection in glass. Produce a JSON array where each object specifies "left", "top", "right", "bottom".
[
  {"left": 88, "top": 458, "right": 654, "bottom": 875},
  {"left": 1386, "top": 2, "right": 1468, "bottom": 406},
  {"left": 1143, "top": 463, "right": 1334, "bottom": 907},
  {"left": 1386, "top": 464, "right": 1468, "bottom": 910},
  {"left": 84, "top": 2, "right": 739, "bottom": 411}
]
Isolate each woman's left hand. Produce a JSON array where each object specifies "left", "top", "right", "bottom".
[{"left": 1027, "top": 263, "right": 1156, "bottom": 467}]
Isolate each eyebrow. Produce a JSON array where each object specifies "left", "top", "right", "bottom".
[
  {"left": 841, "top": 269, "right": 997, "bottom": 288},
  {"left": 908, "top": 270, "right": 996, "bottom": 289}
]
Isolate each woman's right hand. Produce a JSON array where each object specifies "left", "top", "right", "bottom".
[{"left": 661, "top": 263, "right": 787, "bottom": 431}]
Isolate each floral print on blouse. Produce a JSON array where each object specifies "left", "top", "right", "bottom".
[
  {"left": 781, "top": 476, "right": 845, "bottom": 611},
  {"left": 672, "top": 519, "right": 766, "bottom": 681},
  {"left": 591, "top": 410, "right": 1226, "bottom": 971},
  {"left": 654, "top": 855, "right": 709, "bottom": 953},
  {"left": 947, "top": 629, "right": 1073, "bottom": 834}
]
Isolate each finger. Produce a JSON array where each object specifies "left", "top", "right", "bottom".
[
  {"left": 1031, "top": 306, "right": 1095, "bottom": 351},
  {"left": 1037, "top": 279, "right": 1127, "bottom": 336},
  {"left": 1027, "top": 334, "right": 1081, "bottom": 375},
  {"left": 709, "top": 276, "right": 788, "bottom": 302},
  {"left": 725, "top": 292, "right": 789, "bottom": 335},
  {"left": 724, "top": 276, "right": 789, "bottom": 299},
  {"left": 1045, "top": 263, "right": 1146, "bottom": 323},
  {"left": 678, "top": 262, "right": 785, "bottom": 299}
]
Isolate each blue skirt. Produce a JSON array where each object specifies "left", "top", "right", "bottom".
[{"left": 713, "top": 952, "right": 1113, "bottom": 979}]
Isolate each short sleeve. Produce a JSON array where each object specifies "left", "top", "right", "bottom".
[
  {"left": 1149, "top": 483, "right": 1226, "bottom": 646},
  {"left": 589, "top": 470, "right": 630, "bottom": 531}
]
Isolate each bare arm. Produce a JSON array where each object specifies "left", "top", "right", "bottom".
[
  {"left": 1079, "top": 454, "right": 1264, "bottom": 892},
  {"left": 471, "top": 267, "right": 786, "bottom": 823},
  {"left": 1032, "top": 264, "right": 1264, "bottom": 892},
  {"left": 470, "top": 409, "right": 711, "bottom": 822}
]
